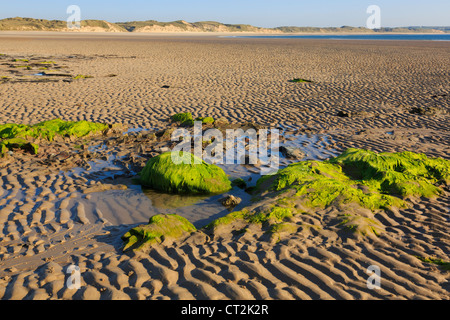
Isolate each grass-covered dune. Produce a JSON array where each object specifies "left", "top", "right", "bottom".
[{"left": 124, "top": 148, "right": 450, "bottom": 251}]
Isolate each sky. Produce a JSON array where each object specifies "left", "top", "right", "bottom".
[{"left": 0, "top": 0, "right": 449, "bottom": 28}]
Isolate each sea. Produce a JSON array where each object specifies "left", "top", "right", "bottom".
[{"left": 228, "top": 34, "right": 450, "bottom": 41}]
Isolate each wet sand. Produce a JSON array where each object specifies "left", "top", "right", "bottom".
[{"left": 0, "top": 32, "right": 448, "bottom": 300}]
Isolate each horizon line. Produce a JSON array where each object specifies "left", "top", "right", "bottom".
[{"left": 1, "top": 16, "right": 449, "bottom": 30}]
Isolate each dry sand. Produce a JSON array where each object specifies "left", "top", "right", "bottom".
[{"left": 0, "top": 32, "right": 448, "bottom": 300}]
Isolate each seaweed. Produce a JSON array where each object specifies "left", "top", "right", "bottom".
[
  {"left": 0, "top": 119, "right": 109, "bottom": 154},
  {"left": 139, "top": 151, "right": 232, "bottom": 194},
  {"left": 122, "top": 214, "right": 196, "bottom": 251}
]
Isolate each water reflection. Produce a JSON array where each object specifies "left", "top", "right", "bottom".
[{"left": 142, "top": 187, "right": 211, "bottom": 209}]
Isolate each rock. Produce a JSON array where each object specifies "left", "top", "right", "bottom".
[
  {"left": 220, "top": 195, "right": 242, "bottom": 208},
  {"left": 280, "top": 146, "right": 305, "bottom": 160},
  {"left": 410, "top": 106, "right": 446, "bottom": 116},
  {"left": 337, "top": 111, "right": 375, "bottom": 118},
  {"left": 171, "top": 112, "right": 193, "bottom": 126},
  {"left": 122, "top": 214, "right": 196, "bottom": 252},
  {"left": 139, "top": 151, "right": 232, "bottom": 194},
  {"left": 232, "top": 178, "right": 247, "bottom": 189}
]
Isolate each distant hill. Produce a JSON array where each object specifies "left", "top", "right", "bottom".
[
  {"left": 0, "top": 17, "right": 448, "bottom": 34},
  {"left": 0, "top": 17, "right": 126, "bottom": 32}
]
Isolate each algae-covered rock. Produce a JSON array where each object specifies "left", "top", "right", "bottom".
[
  {"left": 195, "top": 117, "right": 215, "bottom": 124},
  {"left": 232, "top": 178, "right": 247, "bottom": 189},
  {"left": 220, "top": 195, "right": 242, "bottom": 208},
  {"left": 122, "top": 214, "right": 196, "bottom": 252},
  {"left": 139, "top": 151, "right": 232, "bottom": 194},
  {"left": 0, "top": 138, "right": 39, "bottom": 155},
  {"left": 206, "top": 148, "right": 450, "bottom": 239},
  {"left": 0, "top": 119, "right": 110, "bottom": 155},
  {"left": 257, "top": 148, "right": 450, "bottom": 210},
  {"left": 329, "top": 148, "right": 450, "bottom": 197},
  {"left": 0, "top": 119, "right": 109, "bottom": 142},
  {"left": 171, "top": 112, "right": 194, "bottom": 125},
  {"left": 337, "top": 214, "right": 384, "bottom": 237}
]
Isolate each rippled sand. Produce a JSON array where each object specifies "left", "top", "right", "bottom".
[{"left": 0, "top": 33, "right": 448, "bottom": 300}]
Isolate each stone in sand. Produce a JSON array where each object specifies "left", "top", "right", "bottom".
[
  {"left": 220, "top": 195, "right": 242, "bottom": 208},
  {"left": 139, "top": 151, "right": 232, "bottom": 194},
  {"left": 280, "top": 146, "right": 305, "bottom": 160},
  {"left": 122, "top": 214, "right": 196, "bottom": 252}
]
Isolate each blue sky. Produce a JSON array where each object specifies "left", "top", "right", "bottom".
[{"left": 0, "top": 0, "right": 449, "bottom": 28}]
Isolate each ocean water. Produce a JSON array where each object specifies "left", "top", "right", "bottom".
[{"left": 229, "top": 34, "right": 450, "bottom": 41}]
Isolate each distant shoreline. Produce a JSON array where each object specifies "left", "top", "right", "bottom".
[
  {"left": 0, "top": 17, "right": 448, "bottom": 34},
  {"left": 0, "top": 30, "right": 448, "bottom": 36}
]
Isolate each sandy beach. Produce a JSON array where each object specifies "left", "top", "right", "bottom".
[{"left": 0, "top": 32, "right": 448, "bottom": 300}]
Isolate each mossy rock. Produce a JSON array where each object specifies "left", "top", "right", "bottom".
[
  {"left": 337, "top": 214, "right": 383, "bottom": 237},
  {"left": 232, "top": 178, "right": 247, "bottom": 189},
  {"left": 289, "top": 78, "right": 313, "bottom": 83},
  {"left": 256, "top": 148, "right": 450, "bottom": 211},
  {"left": 0, "top": 119, "right": 109, "bottom": 142},
  {"left": 269, "top": 222, "right": 298, "bottom": 235},
  {"left": 330, "top": 148, "right": 450, "bottom": 196},
  {"left": 73, "top": 74, "right": 93, "bottom": 80},
  {"left": 206, "top": 148, "right": 450, "bottom": 238},
  {"left": 171, "top": 112, "right": 194, "bottom": 125},
  {"left": 0, "top": 138, "right": 39, "bottom": 155},
  {"left": 247, "top": 207, "right": 293, "bottom": 225},
  {"left": 195, "top": 117, "right": 215, "bottom": 124},
  {"left": 122, "top": 214, "right": 196, "bottom": 251},
  {"left": 139, "top": 151, "right": 232, "bottom": 194}
]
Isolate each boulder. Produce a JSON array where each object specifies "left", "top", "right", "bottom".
[{"left": 139, "top": 151, "right": 232, "bottom": 194}]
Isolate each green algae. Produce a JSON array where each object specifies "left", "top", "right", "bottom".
[
  {"left": 256, "top": 148, "right": 450, "bottom": 211},
  {"left": 330, "top": 148, "right": 449, "bottom": 197},
  {"left": 0, "top": 119, "right": 109, "bottom": 142},
  {"left": 171, "top": 113, "right": 215, "bottom": 126},
  {"left": 269, "top": 222, "right": 298, "bottom": 235},
  {"left": 338, "top": 214, "right": 383, "bottom": 237},
  {"left": 208, "top": 148, "right": 450, "bottom": 236},
  {"left": 0, "top": 119, "right": 109, "bottom": 155},
  {"left": 124, "top": 148, "right": 450, "bottom": 248},
  {"left": 289, "top": 78, "right": 313, "bottom": 83},
  {"left": 415, "top": 257, "right": 450, "bottom": 271},
  {"left": 195, "top": 117, "right": 215, "bottom": 124},
  {"left": 73, "top": 74, "right": 93, "bottom": 80},
  {"left": 0, "top": 138, "right": 39, "bottom": 155},
  {"left": 171, "top": 112, "right": 193, "bottom": 125},
  {"left": 232, "top": 178, "right": 247, "bottom": 189},
  {"left": 205, "top": 210, "right": 248, "bottom": 229},
  {"left": 247, "top": 207, "right": 293, "bottom": 225},
  {"left": 122, "top": 214, "right": 196, "bottom": 251},
  {"left": 139, "top": 151, "right": 232, "bottom": 194}
]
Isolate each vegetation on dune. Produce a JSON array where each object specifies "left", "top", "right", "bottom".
[
  {"left": 122, "top": 214, "right": 196, "bottom": 251},
  {"left": 139, "top": 151, "right": 232, "bottom": 194},
  {"left": 1, "top": 17, "right": 448, "bottom": 33}
]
